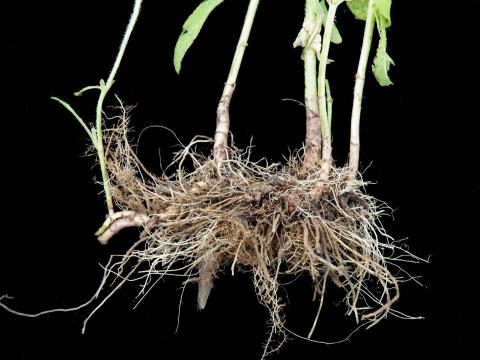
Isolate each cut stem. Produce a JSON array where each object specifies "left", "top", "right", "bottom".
[
  {"left": 317, "top": 1, "right": 341, "bottom": 181},
  {"left": 302, "top": 0, "right": 322, "bottom": 169},
  {"left": 348, "top": 0, "right": 375, "bottom": 177},
  {"left": 213, "top": 0, "right": 261, "bottom": 163}
]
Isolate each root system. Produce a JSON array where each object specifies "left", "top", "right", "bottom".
[{"left": 92, "top": 104, "right": 419, "bottom": 356}]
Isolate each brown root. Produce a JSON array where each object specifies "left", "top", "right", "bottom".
[{"left": 92, "top": 104, "right": 421, "bottom": 357}]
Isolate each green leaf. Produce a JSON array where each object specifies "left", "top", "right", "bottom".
[
  {"left": 348, "top": 0, "right": 392, "bottom": 27},
  {"left": 347, "top": 0, "right": 368, "bottom": 20},
  {"left": 374, "top": 0, "right": 392, "bottom": 27},
  {"left": 371, "top": 0, "right": 394, "bottom": 85},
  {"left": 320, "top": 0, "right": 342, "bottom": 44},
  {"left": 372, "top": 25, "right": 394, "bottom": 86},
  {"left": 173, "top": 0, "right": 224, "bottom": 74},
  {"left": 346, "top": 0, "right": 394, "bottom": 85}
]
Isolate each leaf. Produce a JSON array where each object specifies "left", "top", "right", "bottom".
[
  {"left": 373, "top": 0, "right": 392, "bottom": 27},
  {"left": 371, "top": 0, "right": 394, "bottom": 85},
  {"left": 348, "top": 0, "right": 394, "bottom": 85},
  {"left": 348, "top": 0, "right": 391, "bottom": 27},
  {"left": 372, "top": 24, "right": 394, "bottom": 86},
  {"left": 173, "top": 0, "right": 224, "bottom": 74},
  {"left": 347, "top": 0, "right": 368, "bottom": 20},
  {"left": 320, "top": 0, "right": 342, "bottom": 44}
]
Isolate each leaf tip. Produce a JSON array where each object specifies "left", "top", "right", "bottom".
[{"left": 172, "top": 0, "right": 224, "bottom": 76}]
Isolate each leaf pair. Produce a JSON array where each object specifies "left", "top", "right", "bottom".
[{"left": 347, "top": 0, "right": 394, "bottom": 86}]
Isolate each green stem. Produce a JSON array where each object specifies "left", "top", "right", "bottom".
[
  {"left": 225, "top": 0, "right": 260, "bottom": 86},
  {"left": 96, "top": 0, "right": 143, "bottom": 214},
  {"left": 302, "top": 0, "right": 322, "bottom": 169},
  {"left": 348, "top": 0, "right": 375, "bottom": 177},
  {"left": 325, "top": 79, "right": 332, "bottom": 128},
  {"left": 317, "top": 1, "right": 340, "bottom": 180},
  {"left": 213, "top": 0, "right": 260, "bottom": 162}
]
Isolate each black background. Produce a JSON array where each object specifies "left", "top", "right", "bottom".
[{"left": 1, "top": 0, "right": 478, "bottom": 358}]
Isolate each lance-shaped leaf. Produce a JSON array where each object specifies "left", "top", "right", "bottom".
[{"left": 174, "top": 0, "right": 224, "bottom": 74}]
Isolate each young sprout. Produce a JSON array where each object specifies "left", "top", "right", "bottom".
[{"left": 52, "top": 0, "right": 144, "bottom": 215}]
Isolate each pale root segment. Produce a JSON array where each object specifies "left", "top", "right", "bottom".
[{"left": 95, "top": 211, "right": 149, "bottom": 245}]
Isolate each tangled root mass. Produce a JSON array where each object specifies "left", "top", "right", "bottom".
[{"left": 97, "top": 105, "right": 419, "bottom": 356}]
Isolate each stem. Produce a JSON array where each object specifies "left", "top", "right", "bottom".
[
  {"left": 325, "top": 79, "right": 333, "bottom": 128},
  {"left": 302, "top": 0, "right": 322, "bottom": 169},
  {"left": 96, "top": 0, "right": 143, "bottom": 214},
  {"left": 348, "top": 0, "right": 375, "bottom": 177},
  {"left": 317, "top": 1, "right": 340, "bottom": 180},
  {"left": 213, "top": 0, "right": 261, "bottom": 163}
]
